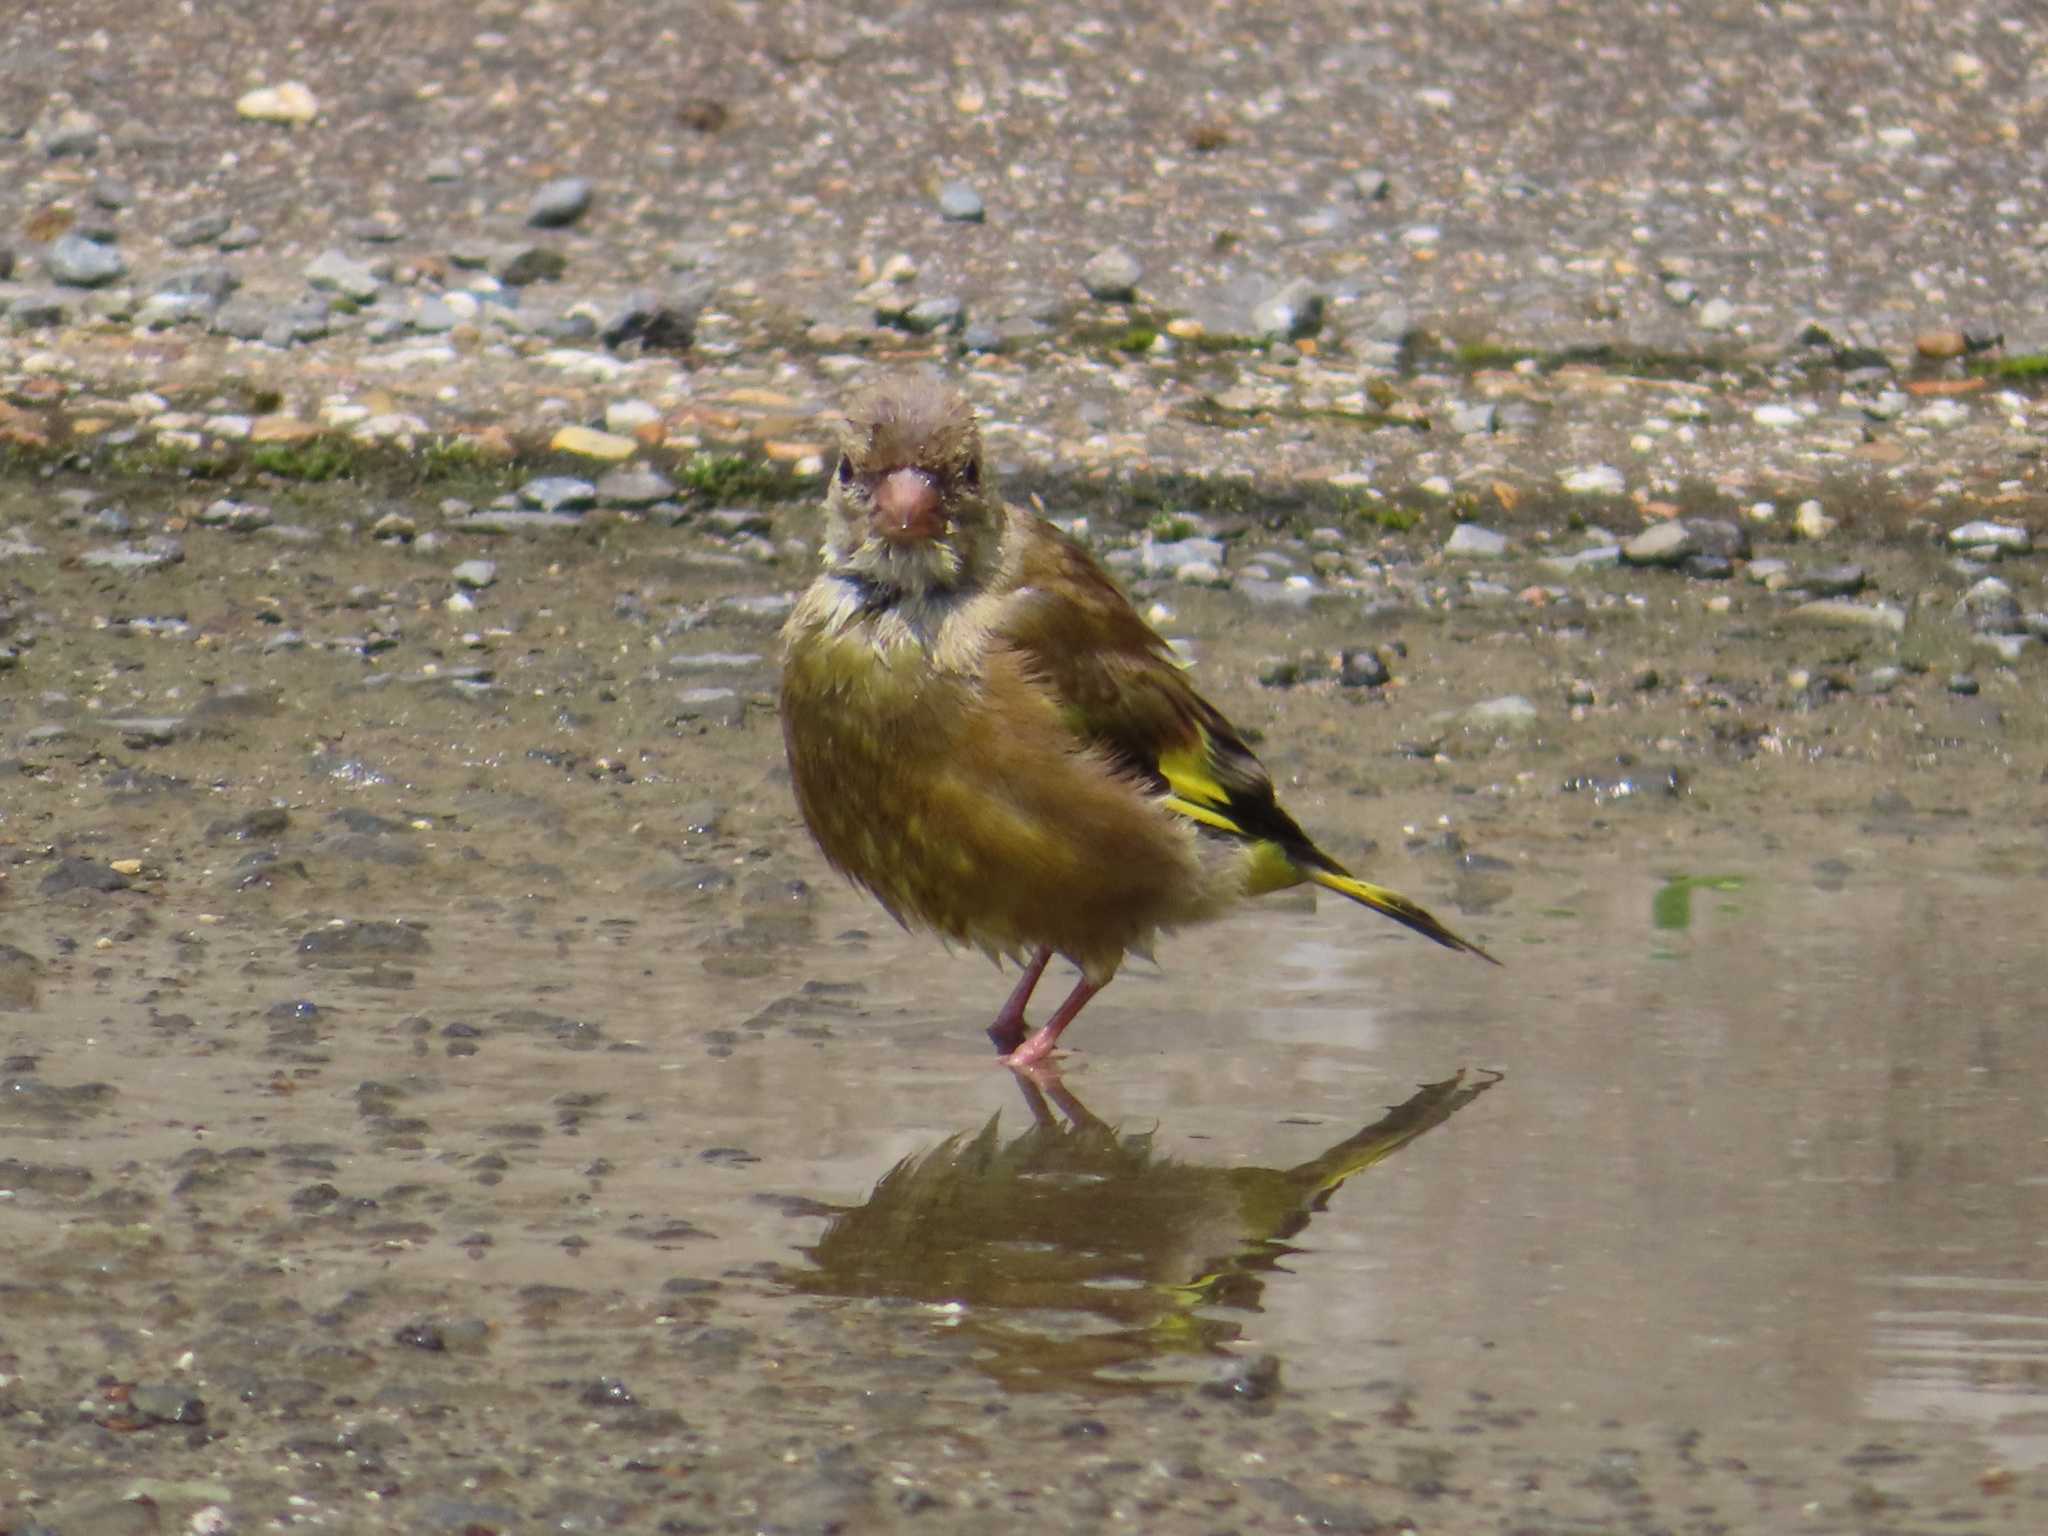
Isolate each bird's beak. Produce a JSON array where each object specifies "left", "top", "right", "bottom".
[{"left": 870, "top": 467, "right": 945, "bottom": 545}]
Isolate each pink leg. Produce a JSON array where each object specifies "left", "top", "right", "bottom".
[
  {"left": 986, "top": 946, "right": 1053, "bottom": 1055},
  {"left": 1000, "top": 973, "right": 1106, "bottom": 1071}
]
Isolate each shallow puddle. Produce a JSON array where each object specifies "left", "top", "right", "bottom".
[{"left": 3, "top": 474, "right": 2045, "bottom": 1529}]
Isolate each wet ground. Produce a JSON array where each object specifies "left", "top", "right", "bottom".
[{"left": 2, "top": 466, "right": 2044, "bottom": 1533}]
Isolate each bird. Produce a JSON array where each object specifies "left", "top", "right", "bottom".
[{"left": 779, "top": 376, "right": 1495, "bottom": 1070}]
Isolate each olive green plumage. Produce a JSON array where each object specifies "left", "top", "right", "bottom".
[{"left": 779, "top": 377, "right": 1494, "bottom": 1065}]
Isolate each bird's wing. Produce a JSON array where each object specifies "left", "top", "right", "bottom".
[
  {"left": 994, "top": 515, "right": 1497, "bottom": 962},
  {"left": 994, "top": 516, "right": 1323, "bottom": 877}
]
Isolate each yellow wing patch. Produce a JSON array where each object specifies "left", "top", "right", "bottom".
[{"left": 1157, "top": 738, "right": 1237, "bottom": 826}]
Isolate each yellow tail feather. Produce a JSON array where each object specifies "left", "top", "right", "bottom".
[{"left": 1305, "top": 867, "right": 1499, "bottom": 964}]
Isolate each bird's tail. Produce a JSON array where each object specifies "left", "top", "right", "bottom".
[{"left": 1304, "top": 865, "right": 1499, "bottom": 964}]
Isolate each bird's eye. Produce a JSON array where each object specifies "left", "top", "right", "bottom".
[
  {"left": 836, "top": 456, "right": 854, "bottom": 486},
  {"left": 960, "top": 458, "right": 980, "bottom": 488}
]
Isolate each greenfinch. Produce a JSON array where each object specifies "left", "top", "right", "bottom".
[{"left": 779, "top": 377, "right": 1494, "bottom": 1069}]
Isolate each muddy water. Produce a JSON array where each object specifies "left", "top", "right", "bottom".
[{"left": 3, "top": 477, "right": 2046, "bottom": 1531}]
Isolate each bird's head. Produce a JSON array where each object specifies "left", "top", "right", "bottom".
[{"left": 820, "top": 378, "right": 1002, "bottom": 601}]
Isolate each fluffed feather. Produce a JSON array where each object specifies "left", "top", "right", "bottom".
[{"left": 780, "top": 376, "right": 1495, "bottom": 1068}]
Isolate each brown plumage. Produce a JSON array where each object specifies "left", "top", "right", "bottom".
[{"left": 779, "top": 377, "right": 1494, "bottom": 1068}]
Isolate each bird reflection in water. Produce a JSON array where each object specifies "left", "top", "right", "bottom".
[{"left": 782, "top": 1068, "right": 1499, "bottom": 1391}]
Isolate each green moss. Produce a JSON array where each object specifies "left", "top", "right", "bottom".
[
  {"left": 1113, "top": 325, "right": 1159, "bottom": 353},
  {"left": 250, "top": 439, "right": 358, "bottom": 482},
  {"left": 1453, "top": 342, "right": 1540, "bottom": 370},
  {"left": 1651, "top": 874, "right": 1746, "bottom": 931},
  {"left": 1974, "top": 352, "right": 2048, "bottom": 379},
  {"left": 416, "top": 435, "right": 500, "bottom": 477},
  {"left": 680, "top": 451, "right": 784, "bottom": 501}
]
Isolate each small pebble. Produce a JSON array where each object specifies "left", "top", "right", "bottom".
[
  {"left": 1079, "top": 248, "right": 1141, "bottom": 302},
  {"left": 527, "top": 177, "right": 594, "bottom": 228},
  {"left": 1444, "top": 524, "right": 1508, "bottom": 558},
  {"left": 44, "top": 233, "right": 128, "bottom": 288},
  {"left": 936, "top": 181, "right": 985, "bottom": 222},
  {"left": 1561, "top": 464, "right": 1625, "bottom": 496},
  {"left": 236, "top": 81, "right": 319, "bottom": 123}
]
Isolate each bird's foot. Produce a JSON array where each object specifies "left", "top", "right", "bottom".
[
  {"left": 999, "top": 1025, "right": 1063, "bottom": 1073},
  {"left": 986, "top": 1015, "right": 1028, "bottom": 1055},
  {"left": 1000, "top": 1045, "right": 1065, "bottom": 1082},
  {"left": 996, "top": 973, "right": 1102, "bottom": 1072}
]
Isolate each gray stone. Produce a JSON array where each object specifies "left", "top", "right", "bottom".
[
  {"left": 1561, "top": 464, "right": 1626, "bottom": 496},
  {"left": 40, "top": 110, "right": 100, "bottom": 157},
  {"left": 893, "top": 295, "right": 964, "bottom": 334},
  {"left": 936, "top": 181, "right": 984, "bottom": 222},
  {"left": 1237, "top": 577, "right": 1319, "bottom": 609},
  {"left": 158, "top": 263, "right": 240, "bottom": 302},
  {"left": 1140, "top": 536, "right": 1226, "bottom": 576},
  {"left": 1537, "top": 544, "right": 1621, "bottom": 575},
  {"left": 1191, "top": 274, "right": 1325, "bottom": 342},
  {"left": 453, "top": 510, "right": 585, "bottom": 533},
  {"left": 347, "top": 214, "right": 406, "bottom": 243},
  {"left": 452, "top": 560, "right": 497, "bottom": 590},
  {"left": 1687, "top": 518, "right": 1750, "bottom": 560},
  {"left": 8, "top": 289, "right": 71, "bottom": 328},
  {"left": 196, "top": 498, "right": 272, "bottom": 531},
  {"left": 1947, "top": 519, "right": 2030, "bottom": 553},
  {"left": 210, "top": 297, "right": 273, "bottom": 340},
  {"left": 1448, "top": 402, "right": 1498, "bottom": 435},
  {"left": 1466, "top": 695, "right": 1539, "bottom": 727},
  {"left": 1975, "top": 633, "right": 2036, "bottom": 664},
  {"left": 1249, "top": 277, "right": 1325, "bottom": 340},
  {"left": 166, "top": 212, "right": 231, "bottom": 247},
  {"left": 1696, "top": 296, "right": 1737, "bottom": 330},
  {"left": 1339, "top": 648, "right": 1391, "bottom": 688},
  {"left": 600, "top": 286, "right": 701, "bottom": 349},
  {"left": 526, "top": 177, "right": 594, "bottom": 228},
  {"left": 1621, "top": 521, "right": 1695, "bottom": 567},
  {"left": 276, "top": 295, "right": 334, "bottom": 341},
  {"left": 1352, "top": 168, "right": 1391, "bottom": 201},
  {"left": 596, "top": 466, "right": 676, "bottom": 508},
  {"left": 1444, "top": 524, "right": 1508, "bottom": 558},
  {"left": 1790, "top": 599, "right": 1906, "bottom": 634},
  {"left": 44, "top": 233, "right": 127, "bottom": 287},
  {"left": 519, "top": 476, "right": 596, "bottom": 512},
  {"left": 1792, "top": 563, "right": 1864, "bottom": 597},
  {"left": 304, "top": 248, "right": 382, "bottom": 301},
  {"left": 1080, "top": 247, "right": 1141, "bottom": 302},
  {"left": 82, "top": 539, "right": 184, "bottom": 574},
  {"left": 134, "top": 293, "right": 209, "bottom": 329},
  {"left": 410, "top": 296, "right": 458, "bottom": 333},
  {"left": 493, "top": 245, "right": 568, "bottom": 286},
  {"left": 1956, "top": 576, "right": 2024, "bottom": 633}
]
